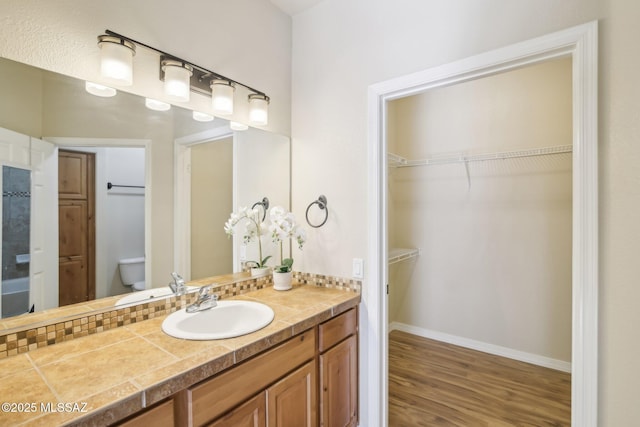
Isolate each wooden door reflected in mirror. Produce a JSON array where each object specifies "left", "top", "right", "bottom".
[{"left": 58, "top": 150, "right": 95, "bottom": 306}]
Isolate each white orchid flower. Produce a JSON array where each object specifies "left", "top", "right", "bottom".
[{"left": 294, "top": 226, "right": 306, "bottom": 249}]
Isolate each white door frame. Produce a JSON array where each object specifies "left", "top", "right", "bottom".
[
  {"left": 174, "top": 126, "right": 234, "bottom": 280},
  {"left": 45, "top": 137, "right": 151, "bottom": 290},
  {"left": 365, "top": 21, "right": 598, "bottom": 426}
]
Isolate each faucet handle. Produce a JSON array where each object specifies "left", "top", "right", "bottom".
[
  {"left": 171, "top": 272, "right": 185, "bottom": 285},
  {"left": 169, "top": 272, "right": 187, "bottom": 295},
  {"left": 198, "top": 285, "right": 218, "bottom": 298}
]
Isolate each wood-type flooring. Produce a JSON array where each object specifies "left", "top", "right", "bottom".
[{"left": 388, "top": 330, "right": 571, "bottom": 426}]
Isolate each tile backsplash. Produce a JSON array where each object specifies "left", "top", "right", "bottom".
[{"left": 0, "top": 271, "right": 360, "bottom": 359}]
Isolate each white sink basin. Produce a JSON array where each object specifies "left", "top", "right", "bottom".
[
  {"left": 162, "top": 300, "right": 274, "bottom": 340},
  {"left": 115, "top": 287, "right": 197, "bottom": 306}
]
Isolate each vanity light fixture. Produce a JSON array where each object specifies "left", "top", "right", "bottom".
[
  {"left": 145, "top": 98, "right": 171, "bottom": 111},
  {"left": 192, "top": 111, "right": 214, "bottom": 122},
  {"left": 230, "top": 121, "right": 248, "bottom": 131},
  {"left": 210, "top": 79, "right": 236, "bottom": 115},
  {"left": 248, "top": 94, "right": 269, "bottom": 126},
  {"left": 85, "top": 81, "right": 117, "bottom": 98},
  {"left": 97, "top": 35, "right": 135, "bottom": 86},
  {"left": 97, "top": 30, "right": 270, "bottom": 122},
  {"left": 162, "top": 59, "right": 193, "bottom": 102}
]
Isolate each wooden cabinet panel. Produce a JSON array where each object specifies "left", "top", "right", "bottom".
[
  {"left": 189, "top": 329, "right": 315, "bottom": 427},
  {"left": 58, "top": 151, "right": 87, "bottom": 199},
  {"left": 59, "top": 201, "right": 87, "bottom": 257},
  {"left": 117, "top": 399, "right": 174, "bottom": 427},
  {"left": 59, "top": 201, "right": 89, "bottom": 306},
  {"left": 320, "top": 335, "right": 358, "bottom": 427},
  {"left": 267, "top": 361, "right": 316, "bottom": 427},
  {"left": 318, "top": 309, "right": 357, "bottom": 352},
  {"left": 207, "top": 392, "right": 266, "bottom": 427},
  {"left": 58, "top": 259, "right": 88, "bottom": 305}
]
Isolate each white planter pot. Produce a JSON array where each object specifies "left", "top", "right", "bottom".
[
  {"left": 251, "top": 267, "right": 270, "bottom": 277},
  {"left": 272, "top": 271, "right": 293, "bottom": 291}
]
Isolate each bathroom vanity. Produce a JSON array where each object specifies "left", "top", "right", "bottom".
[
  {"left": 0, "top": 279, "right": 360, "bottom": 427},
  {"left": 120, "top": 307, "right": 357, "bottom": 427}
]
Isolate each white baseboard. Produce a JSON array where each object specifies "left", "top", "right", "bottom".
[{"left": 389, "top": 321, "right": 571, "bottom": 373}]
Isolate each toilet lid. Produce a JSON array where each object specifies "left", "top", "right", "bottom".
[{"left": 133, "top": 281, "right": 146, "bottom": 291}]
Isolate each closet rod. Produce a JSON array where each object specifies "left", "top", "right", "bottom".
[{"left": 392, "top": 144, "right": 572, "bottom": 168}]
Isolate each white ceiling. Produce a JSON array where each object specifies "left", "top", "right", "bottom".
[{"left": 269, "top": 0, "right": 324, "bottom": 16}]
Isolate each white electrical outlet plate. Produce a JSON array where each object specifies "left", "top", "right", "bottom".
[{"left": 352, "top": 258, "right": 364, "bottom": 279}]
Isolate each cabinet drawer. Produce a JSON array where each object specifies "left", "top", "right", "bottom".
[
  {"left": 189, "top": 329, "right": 316, "bottom": 426},
  {"left": 319, "top": 308, "right": 357, "bottom": 352},
  {"left": 116, "top": 399, "right": 174, "bottom": 427}
]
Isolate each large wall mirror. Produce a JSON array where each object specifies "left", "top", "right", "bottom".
[{"left": 0, "top": 57, "right": 290, "bottom": 327}]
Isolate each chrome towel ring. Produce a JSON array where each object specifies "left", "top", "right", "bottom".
[
  {"left": 305, "top": 195, "right": 328, "bottom": 228},
  {"left": 252, "top": 197, "right": 270, "bottom": 221}
]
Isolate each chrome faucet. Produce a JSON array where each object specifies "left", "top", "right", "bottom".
[
  {"left": 186, "top": 286, "right": 218, "bottom": 313},
  {"left": 169, "top": 272, "right": 187, "bottom": 296}
]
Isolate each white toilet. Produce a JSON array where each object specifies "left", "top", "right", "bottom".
[{"left": 118, "top": 257, "right": 146, "bottom": 291}]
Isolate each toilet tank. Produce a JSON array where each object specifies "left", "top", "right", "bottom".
[{"left": 118, "top": 257, "right": 145, "bottom": 285}]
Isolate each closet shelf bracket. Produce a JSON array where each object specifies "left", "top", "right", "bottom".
[
  {"left": 387, "top": 152, "right": 408, "bottom": 167},
  {"left": 388, "top": 248, "right": 420, "bottom": 265}
]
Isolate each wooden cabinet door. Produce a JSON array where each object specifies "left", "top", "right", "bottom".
[
  {"left": 208, "top": 392, "right": 266, "bottom": 427},
  {"left": 320, "top": 335, "right": 358, "bottom": 427},
  {"left": 188, "top": 330, "right": 315, "bottom": 426},
  {"left": 267, "top": 361, "right": 316, "bottom": 427}
]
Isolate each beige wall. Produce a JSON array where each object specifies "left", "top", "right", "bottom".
[
  {"left": 0, "top": 59, "right": 42, "bottom": 137},
  {"left": 387, "top": 58, "right": 573, "bottom": 362},
  {"left": 291, "top": 0, "right": 640, "bottom": 424},
  {"left": 235, "top": 129, "right": 291, "bottom": 269},
  {"left": 191, "top": 138, "right": 233, "bottom": 278}
]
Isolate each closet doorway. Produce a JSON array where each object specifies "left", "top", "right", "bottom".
[
  {"left": 365, "top": 22, "right": 598, "bottom": 427},
  {"left": 386, "top": 57, "right": 572, "bottom": 425}
]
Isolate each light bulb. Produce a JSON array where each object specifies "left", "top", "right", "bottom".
[
  {"left": 145, "top": 98, "right": 171, "bottom": 111},
  {"left": 162, "top": 60, "right": 193, "bottom": 102},
  {"left": 230, "top": 121, "right": 248, "bottom": 131},
  {"left": 210, "top": 79, "right": 235, "bottom": 115},
  {"left": 98, "top": 35, "right": 135, "bottom": 86},
  {"left": 248, "top": 94, "right": 269, "bottom": 126},
  {"left": 85, "top": 81, "right": 116, "bottom": 97},
  {"left": 192, "top": 111, "right": 214, "bottom": 122}
]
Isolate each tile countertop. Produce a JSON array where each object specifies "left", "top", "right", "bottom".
[{"left": 0, "top": 284, "right": 360, "bottom": 427}]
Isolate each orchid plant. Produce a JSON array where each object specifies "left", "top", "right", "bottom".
[
  {"left": 224, "top": 206, "right": 271, "bottom": 268},
  {"left": 269, "top": 206, "right": 306, "bottom": 273}
]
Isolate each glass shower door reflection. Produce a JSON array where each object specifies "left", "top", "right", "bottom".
[{"left": 1, "top": 165, "right": 31, "bottom": 318}]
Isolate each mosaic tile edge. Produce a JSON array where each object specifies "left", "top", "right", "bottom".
[{"left": 0, "top": 272, "right": 360, "bottom": 358}]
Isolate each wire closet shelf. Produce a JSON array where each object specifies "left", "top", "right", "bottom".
[
  {"left": 385, "top": 144, "right": 572, "bottom": 265},
  {"left": 387, "top": 144, "right": 572, "bottom": 168},
  {"left": 388, "top": 248, "right": 420, "bottom": 265}
]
